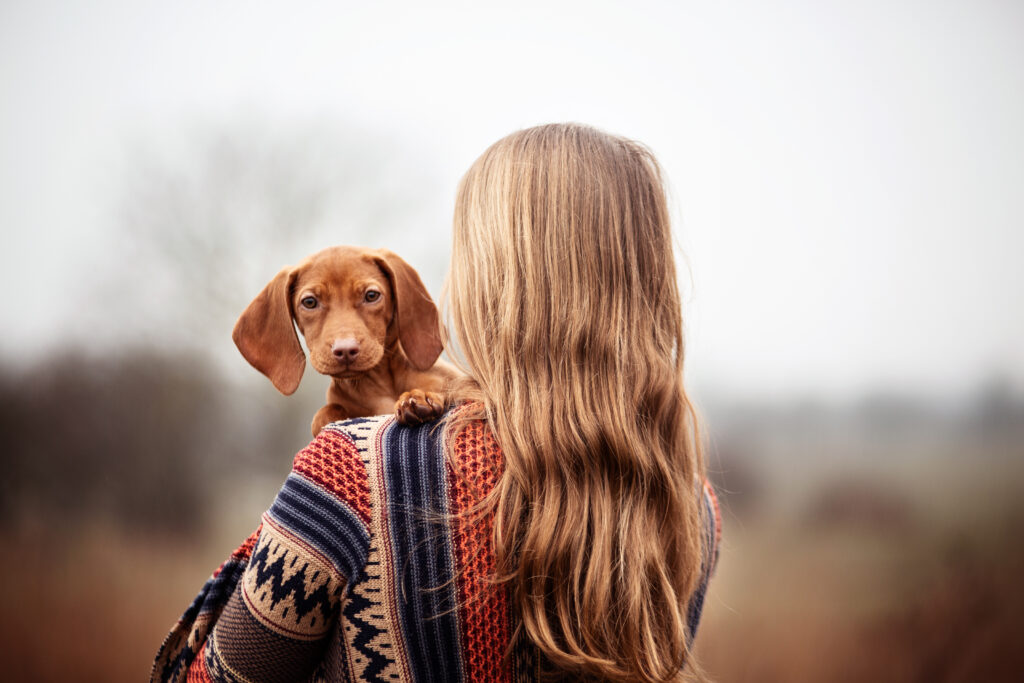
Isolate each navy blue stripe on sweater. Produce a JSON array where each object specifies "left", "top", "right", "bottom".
[
  {"left": 200, "top": 557, "right": 247, "bottom": 616},
  {"left": 383, "top": 420, "right": 465, "bottom": 683},
  {"left": 268, "top": 473, "right": 371, "bottom": 584}
]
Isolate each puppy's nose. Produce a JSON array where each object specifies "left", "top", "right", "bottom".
[{"left": 332, "top": 338, "right": 360, "bottom": 361}]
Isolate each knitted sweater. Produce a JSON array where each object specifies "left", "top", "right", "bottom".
[{"left": 152, "top": 413, "right": 722, "bottom": 683}]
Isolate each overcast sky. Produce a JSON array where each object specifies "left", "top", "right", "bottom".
[{"left": 1, "top": 0, "right": 1021, "bottom": 400}]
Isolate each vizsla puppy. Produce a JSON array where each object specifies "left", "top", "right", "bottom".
[{"left": 233, "top": 246, "right": 457, "bottom": 436}]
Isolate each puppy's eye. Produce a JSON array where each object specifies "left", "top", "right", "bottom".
[
  {"left": 364, "top": 290, "right": 381, "bottom": 303},
  {"left": 300, "top": 296, "right": 318, "bottom": 309}
]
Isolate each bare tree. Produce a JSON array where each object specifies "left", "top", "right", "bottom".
[{"left": 104, "top": 118, "right": 446, "bottom": 363}]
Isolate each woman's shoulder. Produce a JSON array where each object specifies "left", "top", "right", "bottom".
[
  {"left": 314, "top": 411, "right": 505, "bottom": 507},
  {"left": 303, "top": 412, "right": 486, "bottom": 501},
  {"left": 319, "top": 405, "right": 500, "bottom": 465}
]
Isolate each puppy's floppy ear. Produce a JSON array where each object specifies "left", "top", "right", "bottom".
[
  {"left": 372, "top": 249, "right": 443, "bottom": 371},
  {"left": 232, "top": 267, "right": 305, "bottom": 395}
]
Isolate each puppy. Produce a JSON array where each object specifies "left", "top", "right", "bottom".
[{"left": 233, "top": 246, "right": 457, "bottom": 436}]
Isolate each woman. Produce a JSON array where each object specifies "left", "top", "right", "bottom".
[{"left": 152, "top": 123, "right": 721, "bottom": 683}]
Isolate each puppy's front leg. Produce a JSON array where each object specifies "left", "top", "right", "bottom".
[{"left": 311, "top": 403, "right": 350, "bottom": 436}]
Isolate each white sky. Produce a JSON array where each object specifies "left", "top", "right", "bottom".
[{"left": 1, "top": 0, "right": 1022, "bottom": 400}]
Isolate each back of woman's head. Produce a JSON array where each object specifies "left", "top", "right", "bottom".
[{"left": 447, "top": 123, "right": 706, "bottom": 682}]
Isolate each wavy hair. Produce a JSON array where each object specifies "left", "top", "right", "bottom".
[{"left": 445, "top": 123, "right": 706, "bottom": 682}]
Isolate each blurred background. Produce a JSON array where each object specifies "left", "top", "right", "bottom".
[{"left": 1, "top": 1, "right": 1022, "bottom": 680}]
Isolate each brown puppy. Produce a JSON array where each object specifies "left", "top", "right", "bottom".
[{"left": 233, "top": 246, "right": 457, "bottom": 436}]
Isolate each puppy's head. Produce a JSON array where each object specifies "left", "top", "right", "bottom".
[{"left": 233, "top": 246, "right": 443, "bottom": 395}]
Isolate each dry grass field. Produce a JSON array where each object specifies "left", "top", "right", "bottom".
[
  {"left": 696, "top": 455, "right": 1024, "bottom": 682},
  {"left": 2, "top": 366, "right": 1021, "bottom": 681}
]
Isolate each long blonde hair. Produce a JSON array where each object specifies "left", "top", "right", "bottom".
[{"left": 445, "top": 123, "right": 706, "bottom": 682}]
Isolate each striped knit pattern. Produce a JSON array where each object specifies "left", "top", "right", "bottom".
[{"left": 152, "top": 412, "right": 722, "bottom": 682}]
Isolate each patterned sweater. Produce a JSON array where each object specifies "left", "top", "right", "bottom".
[{"left": 152, "top": 414, "right": 722, "bottom": 683}]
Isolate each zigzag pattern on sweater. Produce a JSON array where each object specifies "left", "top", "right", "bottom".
[
  {"left": 339, "top": 562, "right": 394, "bottom": 682},
  {"left": 243, "top": 532, "right": 348, "bottom": 638},
  {"left": 333, "top": 414, "right": 408, "bottom": 681}
]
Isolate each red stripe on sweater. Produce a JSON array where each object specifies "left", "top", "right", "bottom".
[
  {"left": 448, "top": 420, "right": 511, "bottom": 683},
  {"left": 292, "top": 429, "right": 372, "bottom": 525},
  {"left": 703, "top": 479, "right": 723, "bottom": 562},
  {"left": 185, "top": 643, "right": 215, "bottom": 683}
]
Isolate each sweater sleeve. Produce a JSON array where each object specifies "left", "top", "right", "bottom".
[
  {"left": 685, "top": 479, "right": 723, "bottom": 644},
  {"left": 151, "top": 426, "right": 373, "bottom": 683}
]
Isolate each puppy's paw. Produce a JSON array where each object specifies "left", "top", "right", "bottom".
[{"left": 395, "top": 389, "right": 446, "bottom": 425}]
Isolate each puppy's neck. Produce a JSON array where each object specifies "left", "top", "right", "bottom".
[
  {"left": 327, "top": 366, "right": 397, "bottom": 417},
  {"left": 324, "top": 337, "right": 416, "bottom": 416}
]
